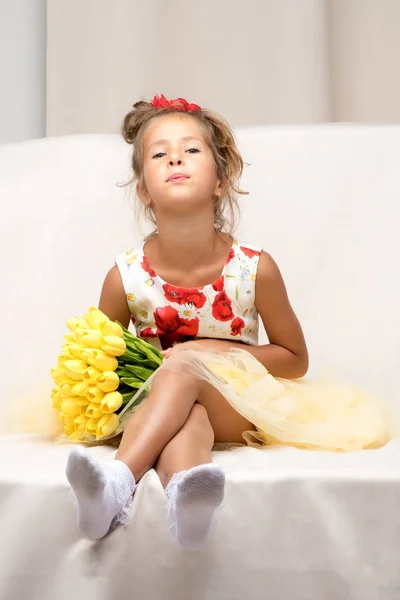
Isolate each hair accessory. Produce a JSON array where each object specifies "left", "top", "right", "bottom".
[{"left": 151, "top": 94, "right": 201, "bottom": 112}]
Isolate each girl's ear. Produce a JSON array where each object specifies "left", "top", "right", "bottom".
[
  {"left": 213, "top": 179, "right": 222, "bottom": 199},
  {"left": 137, "top": 182, "right": 151, "bottom": 207}
]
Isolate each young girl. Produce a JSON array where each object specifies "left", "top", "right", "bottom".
[{"left": 66, "top": 95, "right": 392, "bottom": 548}]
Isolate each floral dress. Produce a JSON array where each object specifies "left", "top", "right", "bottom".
[
  {"left": 115, "top": 239, "right": 396, "bottom": 452},
  {"left": 115, "top": 239, "right": 262, "bottom": 350}
]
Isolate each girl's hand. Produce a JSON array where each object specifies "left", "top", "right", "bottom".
[
  {"left": 161, "top": 340, "right": 201, "bottom": 359},
  {"left": 160, "top": 338, "right": 245, "bottom": 360},
  {"left": 160, "top": 346, "right": 178, "bottom": 359}
]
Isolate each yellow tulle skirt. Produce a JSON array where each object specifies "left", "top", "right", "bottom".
[
  {"left": 3, "top": 348, "right": 398, "bottom": 452},
  {"left": 161, "top": 348, "right": 399, "bottom": 452}
]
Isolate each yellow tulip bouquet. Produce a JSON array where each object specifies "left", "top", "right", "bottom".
[
  {"left": 50, "top": 307, "right": 163, "bottom": 443},
  {"left": 49, "top": 306, "right": 394, "bottom": 452}
]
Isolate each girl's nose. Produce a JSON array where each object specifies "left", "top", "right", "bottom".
[{"left": 169, "top": 158, "right": 182, "bottom": 166}]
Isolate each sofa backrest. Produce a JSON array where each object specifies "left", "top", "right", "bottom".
[{"left": 1, "top": 126, "right": 399, "bottom": 411}]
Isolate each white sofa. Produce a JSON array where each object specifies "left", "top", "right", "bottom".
[{"left": 0, "top": 126, "right": 400, "bottom": 600}]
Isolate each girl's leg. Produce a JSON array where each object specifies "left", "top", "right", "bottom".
[
  {"left": 115, "top": 369, "right": 203, "bottom": 480},
  {"left": 116, "top": 369, "right": 252, "bottom": 480},
  {"left": 66, "top": 369, "right": 200, "bottom": 540},
  {"left": 67, "top": 368, "right": 253, "bottom": 540},
  {"left": 155, "top": 403, "right": 214, "bottom": 488},
  {"left": 155, "top": 403, "right": 226, "bottom": 550}
]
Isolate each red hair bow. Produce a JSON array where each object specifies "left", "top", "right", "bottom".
[{"left": 151, "top": 94, "right": 201, "bottom": 112}]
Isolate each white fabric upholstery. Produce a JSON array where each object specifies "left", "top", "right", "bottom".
[{"left": 0, "top": 126, "right": 400, "bottom": 599}]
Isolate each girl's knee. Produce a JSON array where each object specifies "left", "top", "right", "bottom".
[
  {"left": 187, "top": 403, "right": 209, "bottom": 423},
  {"left": 185, "top": 404, "right": 214, "bottom": 441},
  {"left": 153, "top": 362, "right": 204, "bottom": 395}
]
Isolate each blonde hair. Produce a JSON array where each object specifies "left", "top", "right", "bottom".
[{"left": 121, "top": 99, "right": 247, "bottom": 239}]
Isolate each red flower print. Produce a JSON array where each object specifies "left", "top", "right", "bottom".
[
  {"left": 141, "top": 256, "right": 157, "bottom": 278},
  {"left": 175, "top": 318, "right": 199, "bottom": 336},
  {"left": 140, "top": 327, "right": 157, "bottom": 338},
  {"left": 154, "top": 306, "right": 181, "bottom": 333},
  {"left": 185, "top": 289, "right": 206, "bottom": 307},
  {"left": 163, "top": 283, "right": 206, "bottom": 308},
  {"left": 154, "top": 306, "right": 200, "bottom": 350},
  {"left": 240, "top": 246, "right": 261, "bottom": 259},
  {"left": 212, "top": 276, "right": 224, "bottom": 292},
  {"left": 154, "top": 306, "right": 199, "bottom": 336},
  {"left": 212, "top": 291, "right": 234, "bottom": 322},
  {"left": 226, "top": 248, "right": 235, "bottom": 264},
  {"left": 231, "top": 317, "right": 245, "bottom": 336}
]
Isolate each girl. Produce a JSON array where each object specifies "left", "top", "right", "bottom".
[{"left": 65, "top": 95, "right": 390, "bottom": 548}]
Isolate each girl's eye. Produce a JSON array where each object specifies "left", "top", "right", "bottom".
[{"left": 152, "top": 148, "right": 199, "bottom": 158}]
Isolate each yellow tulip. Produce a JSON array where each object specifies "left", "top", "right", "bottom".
[
  {"left": 90, "top": 351, "right": 118, "bottom": 372},
  {"left": 85, "top": 417, "right": 98, "bottom": 435},
  {"left": 83, "top": 365, "right": 102, "bottom": 384},
  {"left": 72, "top": 380, "right": 91, "bottom": 396},
  {"left": 67, "top": 317, "right": 88, "bottom": 332},
  {"left": 64, "top": 332, "right": 79, "bottom": 343},
  {"left": 51, "top": 367, "right": 72, "bottom": 386},
  {"left": 68, "top": 344, "right": 86, "bottom": 360},
  {"left": 100, "top": 391, "right": 123, "bottom": 413},
  {"left": 96, "top": 371, "right": 120, "bottom": 392},
  {"left": 79, "top": 401, "right": 88, "bottom": 411},
  {"left": 62, "top": 344, "right": 77, "bottom": 360},
  {"left": 61, "top": 398, "right": 81, "bottom": 417},
  {"left": 57, "top": 354, "right": 69, "bottom": 366},
  {"left": 60, "top": 382, "right": 76, "bottom": 397},
  {"left": 85, "top": 403, "right": 103, "bottom": 418},
  {"left": 76, "top": 397, "right": 89, "bottom": 407},
  {"left": 51, "top": 390, "right": 62, "bottom": 410},
  {"left": 64, "top": 422, "right": 77, "bottom": 437},
  {"left": 80, "top": 348, "right": 96, "bottom": 363},
  {"left": 101, "top": 321, "right": 124, "bottom": 338},
  {"left": 101, "top": 336, "right": 126, "bottom": 357},
  {"left": 81, "top": 330, "right": 102, "bottom": 349},
  {"left": 64, "top": 360, "right": 88, "bottom": 380},
  {"left": 96, "top": 413, "right": 120, "bottom": 438},
  {"left": 69, "top": 431, "right": 86, "bottom": 442},
  {"left": 74, "top": 326, "right": 89, "bottom": 342},
  {"left": 84, "top": 307, "right": 109, "bottom": 330},
  {"left": 85, "top": 386, "right": 105, "bottom": 404},
  {"left": 74, "top": 414, "right": 89, "bottom": 432},
  {"left": 62, "top": 415, "right": 76, "bottom": 426}
]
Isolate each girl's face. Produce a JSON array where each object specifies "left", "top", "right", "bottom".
[{"left": 140, "top": 114, "right": 220, "bottom": 213}]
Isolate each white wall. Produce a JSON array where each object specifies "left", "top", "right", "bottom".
[
  {"left": 46, "top": 0, "right": 400, "bottom": 136},
  {"left": 0, "top": 0, "right": 46, "bottom": 143},
  {"left": 46, "top": 0, "right": 332, "bottom": 135}
]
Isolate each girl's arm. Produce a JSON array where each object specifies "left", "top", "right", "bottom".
[
  {"left": 98, "top": 266, "right": 131, "bottom": 328},
  {"left": 166, "top": 252, "right": 309, "bottom": 380},
  {"left": 248, "top": 250, "right": 308, "bottom": 378}
]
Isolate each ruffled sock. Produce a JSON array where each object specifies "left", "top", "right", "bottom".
[
  {"left": 166, "top": 463, "right": 225, "bottom": 550},
  {"left": 66, "top": 445, "right": 136, "bottom": 540}
]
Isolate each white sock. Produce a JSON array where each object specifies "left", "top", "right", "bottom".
[
  {"left": 166, "top": 463, "right": 225, "bottom": 550},
  {"left": 66, "top": 446, "right": 136, "bottom": 540}
]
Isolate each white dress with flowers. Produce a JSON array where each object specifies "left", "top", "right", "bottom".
[
  {"left": 115, "top": 238, "right": 398, "bottom": 453},
  {"left": 115, "top": 239, "right": 262, "bottom": 351}
]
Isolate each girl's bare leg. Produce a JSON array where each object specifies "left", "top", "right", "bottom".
[
  {"left": 66, "top": 368, "right": 253, "bottom": 541},
  {"left": 155, "top": 403, "right": 215, "bottom": 488},
  {"left": 115, "top": 369, "right": 252, "bottom": 481},
  {"left": 153, "top": 402, "right": 228, "bottom": 549},
  {"left": 115, "top": 369, "right": 203, "bottom": 480},
  {"left": 151, "top": 394, "right": 253, "bottom": 550}
]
